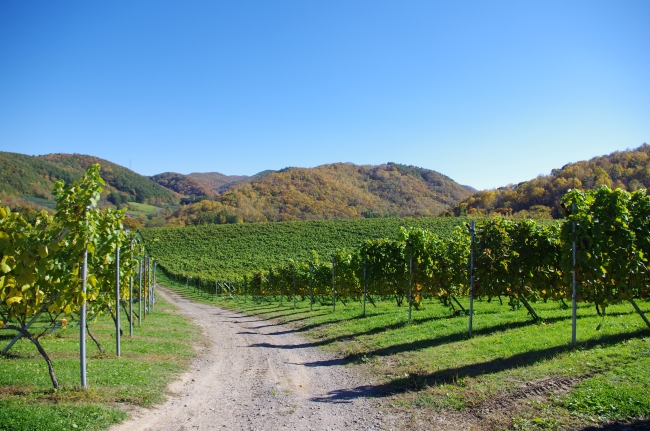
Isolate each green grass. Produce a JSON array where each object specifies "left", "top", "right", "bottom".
[
  {"left": 0, "top": 399, "right": 125, "bottom": 431},
  {"left": 126, "top": 202, "right": 161, "bottom": 217},
  {"left": 0, "top": 297, "right": 200, "bottom": 431},
  {"left": 159, "top": 271, "right": 650, "bottom": 430}
]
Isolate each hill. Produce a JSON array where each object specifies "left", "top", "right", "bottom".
[
  {"left": 445, "top": 143, "right": 650, "bottom": 219},
  {"left": 149, "top": 172, "right": 215, "bottom": 197},
  {"left": 150, "top": 170, "right": 276, "bottom": 197},
  {"left": 165, "top": 162, "right": 474, "bottom": 225},
  {"left": 0, "top": 152, "right": 178, "bottom": 208},
  {"left": 188, "top": 171, "right": 275, "bottom": 194},
  {"left": 150, "top": 172, "right": 245, "bottom": 197}
]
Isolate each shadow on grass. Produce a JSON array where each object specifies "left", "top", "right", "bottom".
[
  {"left": 308, "top": 329, "right": 650, "bottom": 402},
  {"left": 250, "top": 312, "right": 577, "bottom": 355},
  {"left": 240, "top": 308, "right": 315, "bottom": 320},
  {"left": 246, "top": 313, "right": 329, "bottom": 329},
  {"left": 346, "top": 313, "right": 582, "bottom": 359}
]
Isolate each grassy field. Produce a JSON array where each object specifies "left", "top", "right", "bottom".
[
  {"left": 159, "top": 271, "right": 650, "bottom": 430},
  {"left": 125, "top": 202, "right": 162, "bottom": 217},
  {"left": 0, "top": 297, "right": 200, "bottom": 431}
]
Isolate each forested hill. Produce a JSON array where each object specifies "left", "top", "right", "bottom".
[
  {"left": 150, "top": 172, "right": 215, "bottom": 197},
  {"left": 0, "top": 152, "right": 178, "bottom": 207},
  {"left": 0, "top": 152, "right": 472, "bottom": 224},
  {"left": 150, "top": 170, "right": 276, "bottom": 197},
  {"left": 445, "top": 144, "right": 650, "bottom": 219},
  {"left": 166, "top": 162, "right": 473, "bottom": 224}
]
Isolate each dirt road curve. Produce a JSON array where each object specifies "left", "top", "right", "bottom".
[{"left": 110, "top": 288, "right": 393, "bottom": 431}]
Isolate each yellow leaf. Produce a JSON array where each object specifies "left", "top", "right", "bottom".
[
  {"left": 5, "top": 296, "right": 22, "bottom": 305},
  {"left": 1, "top": 262, "right": 11, "bottom": 274}
]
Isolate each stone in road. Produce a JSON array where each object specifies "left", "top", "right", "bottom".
[{"left": 110, "top": 288, "right": 391, "bottom": 431}]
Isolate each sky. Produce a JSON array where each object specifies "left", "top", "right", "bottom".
[{"left": 1, "top": 1, "right": 648, "bottom": 190}]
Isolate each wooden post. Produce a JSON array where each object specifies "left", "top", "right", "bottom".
[
  {"left": 115, "top": 246, "right": 121, "bottom": 357},
  {"left": 292, "top": 265, "right": 297, "bottom": 309},
  {"left": 149, "top": 259, "right": 153, "bottom": 312},
  {"left": 153, "top": 262, "right": 156, "bottom": 312},
  {"left": 129, "top": 241, "right": 133, "bottom": 337},
  {"left": 138, "top": 258, "right": 143, "bottom": 325},
  {"left": 572, "top": 203, "right": 577, "bottom": 346},
  {"left": 80, "top": 239, "right": 88, "bottom": 388},
  {"left": 363, "top": 260, "right": 367, "bottom": 318},
  {"left": 408, "top": 251, "right": 413, "bottom": 324},
  {"left": 143, "top": 257, "right": 147, "bottom": 316},
  {"left": 331, "top": 254, "right": 336, "bottom": 312},
  {"left": 469, "top": 221, "right": 475, "bottom": 337},
  {"left": 309, "top": 263, "right": 314, "bottom": 312}
]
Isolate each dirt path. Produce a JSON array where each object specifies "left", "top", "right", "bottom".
[{"left": 110, "top": 288, "right": 393, "bottom": 431}]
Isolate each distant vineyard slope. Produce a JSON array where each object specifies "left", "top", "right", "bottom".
[
  {"left": 167, "top": 162, "right": 474, "bottom": 225},
  {"left": 446, "top": 143, "right": 650, "bottom": 219},
  {"left": 0, "top": 152, "right": 179, "bottom": 207},
  {"left": 141, "top": 216, "right": 475, "bottom": 279}
]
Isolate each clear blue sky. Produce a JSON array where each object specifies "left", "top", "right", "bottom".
[{"left": 1, "top": 1, "right": 648, "bottom": 190}]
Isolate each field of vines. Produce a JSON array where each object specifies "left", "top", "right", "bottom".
[
  {"left": 146, "top": 186, "right": 650, "bottom": 331},
  {"left": 140, "top": 216, "right": 475, "bottom": 279}
]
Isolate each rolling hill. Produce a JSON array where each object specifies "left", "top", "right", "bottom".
[
  {"left": 166, "top": 162, "right": 474, "bottom": 225},
  {"left": 445, "top": 143, "right": 650, "bottom": 219},
  {"left": 0, "top": 152, "right": 474, "bottom": 226},
  {"left": 0, "top": 152, "right": 179, "bottom": 207},
  {"left": 150, "top": 170, "right": 276, "bottom": 196}
]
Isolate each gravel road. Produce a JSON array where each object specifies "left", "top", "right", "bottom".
[{"left": 110, "top": 287, "right": 394, "bottom": 431}]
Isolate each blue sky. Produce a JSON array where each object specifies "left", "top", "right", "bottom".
[{"left": 1, "top": 1, "right": 648, "bottom": 190}]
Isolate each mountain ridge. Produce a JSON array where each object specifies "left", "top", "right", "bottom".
[
  {"left": 166, "top": 161, "right": 474, "bottom": 225},
  {"left": 7, "top": 144, "right": 649, "bottom": 226},
  {"left": 0, "top": 152, "right": 473, "bottom": 225}
]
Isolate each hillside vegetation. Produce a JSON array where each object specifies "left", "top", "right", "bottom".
[
  {"left": 0, "top": 152, "right": 472, "bottom": 227},
  {"left": 187, "top": 170, "right": 274, "bottom": 194},
  {"left": 447, "top": 143, "right": 650, "bottom": 218},
  {"left": 166, "top": 162, "right": 473, "bottom": 225},
  {"left": 149, "top": 170, "right": 276, "bottom": 198},
  {"left": 150, "top": 172, "right": 215, "bottom": 197},
  {"left": 0, "top": 152, "right": 178, "bottom": 207}
]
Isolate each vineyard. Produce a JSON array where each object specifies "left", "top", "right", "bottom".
[
  {"left": 4, "top": 166, "right": 650, "bottom": 429},
  {"left": 1, "top": 165, "right": 160, "bottom": 390},
  {"left": 139, "top": 216, "right": 475, "bottom": 279},
  {"left": 147, "top": 186, "right": 650, "bottom": 336},
  {"left": 150, "top": 184, "right": 650, "bottom": 428}
]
